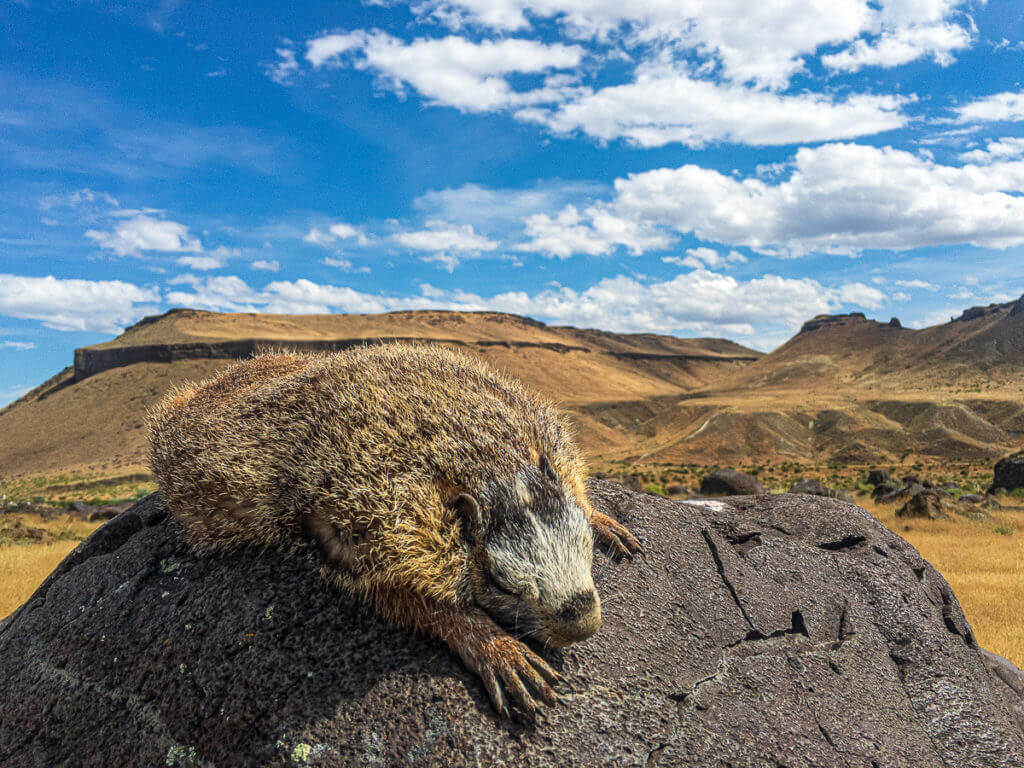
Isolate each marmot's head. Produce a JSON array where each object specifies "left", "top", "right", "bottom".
[{"left": 456, "top": 454, "right": 600, "bottom": 647}]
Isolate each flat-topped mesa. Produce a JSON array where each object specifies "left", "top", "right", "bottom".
[
  {"left": 70, "top": 308, "right": 762, "bottom": 383},
  {"left": 797, "top": 312, "right": 872, "bottom": 334}
]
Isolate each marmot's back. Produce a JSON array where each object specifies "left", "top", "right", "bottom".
[{"left": 148, "top": 344, "right": 578, "bottom": 589}]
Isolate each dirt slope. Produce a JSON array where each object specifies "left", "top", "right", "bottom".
[{"left": 604, "top": 297, "right": 1024, "bottom": 466}]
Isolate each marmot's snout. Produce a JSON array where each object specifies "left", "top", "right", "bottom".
[{"left": 544, "top": 588, "right": 601, "bottom": 646}]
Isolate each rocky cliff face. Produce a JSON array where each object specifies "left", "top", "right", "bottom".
[{"left": 1, "top": 483, "right": 1022, "bottom": 767}]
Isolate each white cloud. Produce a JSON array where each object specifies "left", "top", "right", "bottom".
[
  {"left": 520, "top": 64, "right": 909, "bottom": 147},
  {"left": 0, "top": 274, "right": 160, "bottom": 333},
  {"left": 266, "top": 47, "right": 300, "bottom": 85},
  {"left": 176, "top": 255, "right": 224, "bottom": 271},
  {"left": 303, "top": 222, "right": 368, "bottom": 247},
  {"left": 251, "top": 259, "right": 280, "bottom": 272},
  {"left": 322, "top": 257, "right": 370, "bottom": 274},
  {"left": 958, "top": 137, "right": 1024, "bottom": 164},
  {"left": 663, "top": 247, "right": 747, "bottom": 269},
  {"left": 0, "top": 340, "right": 35, "bottom": 351},
  {"left": 955, "top": 91, "right": 1024, "bottom": 123},
  {"left": 893, "top": 278, "right": 939, "bottom": 290},
  {"left": 519, "top": 204, "right": 670, "bottom": 257},
  {"left": 546, "top": 142, "right": 1024, "bottom": 257},
  {"left": 408, "top": 0, "right": 877, "bottom": 89},
  {"left": 177, "top": 245, "right": 238, "bottom": 271},
  {"left": 421, "top": 253, "right": 463, "bottom": 272},
  {"left": 85, "top": 214, "right": 202, "bottom": 256},
  {"left": 303, "top": 31, "right": 584, "bottom": 112},
  {"left": 822, "top": 21, "right": 970, "bottom": 72},
  {"left": 838, "top": 281, "right": 885, "bottom": 309},
  {"left": 394, "top": 221, "right": 498, "bottom": 252}
]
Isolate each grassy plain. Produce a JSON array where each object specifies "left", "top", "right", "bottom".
[{"left": 0, "top": 514, "right": 101, "bottom": 618}]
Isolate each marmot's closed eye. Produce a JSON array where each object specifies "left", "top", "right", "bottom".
[{"left": 148, "top": 343, "right": 640, "bottom": 719}]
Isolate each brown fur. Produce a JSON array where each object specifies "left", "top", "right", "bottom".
[{"left": 148, "top": 343, "right": 639, "bottom": 717}]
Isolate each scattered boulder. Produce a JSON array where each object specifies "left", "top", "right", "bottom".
[
  {"left": 897, "top": 490, "right": 990, "bottom": 521},
  {"left": 665, "top": 484, "right": 690, "bottom": 496},
  {"left": 871, "top": 480, "right": 900, "bottom": 499},
  {"left": 866, "top": 468, "right": 890, "bottom": 486},
  {"left": 89, "top": 503, "right": 131, "bottom": 522},
  {"left": 787, "top": 478, "right": 854, "bottom": 504},
  {"left": 0, "top": 519, "right": 53, "bottom": 543},
  {"left": 901, "top": 475, "right": 921, "bottom": 486},
  {"left": 876, "top": 482, "right": 926, "bottom": 504},
  {"left": 2, "top": 486, "right": 1023, "bottom": 767},
  {"left": 70, "top": 501, "right": 98, "bottom": 521},
  {"left": 990, "top": 450, "right": 1024, "bottom": 494},
  {"left": 699, "top": 467, "right": 764, "bottom": 496}
]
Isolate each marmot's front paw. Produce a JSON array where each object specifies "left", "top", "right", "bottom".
[
  {"left": 474, "top": 634, "right": 561, "bottom": 720},
  {"left": 590, "top": 511, "right": 642, "bottom": 559}
]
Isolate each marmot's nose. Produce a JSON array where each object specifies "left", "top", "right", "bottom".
[
  {"left": 556, "top": 590, "right": 598, "bottom": 623},
  {"left": 549, "top": 590, "right": 601, "bottom": 644}
]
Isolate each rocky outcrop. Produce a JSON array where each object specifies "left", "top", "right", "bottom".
[
  {"left": 72, "top": 332, "right": 757, "bottom": 383},
  {"left": 896, "top": 490, "right": 989, "bottom": 520},
  {"left": 699, "top": 467, "right": 765, "bottom": 495},
  {"left": 2, "top": 484, "right": 1023, "bottom": 767},
  {"left": 990, "top": 450, "right": 1024, "bottom": 494}
]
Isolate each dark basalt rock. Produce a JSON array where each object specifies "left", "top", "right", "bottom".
[
  {"left": 699, "top": 467, "right": 765, "bottom": 495},
  {"left": 896, "top": 490, "right": 991, "bottom": 521},
  {"left": 875, "top": 481, "right": 926, "bottom": 504},
  {"left": 866, "top": 468, "right": 891, "bottom": 486},
  {"left": 2, "top": 485, "right": 1023, "bottom": 767},
  {"left": 990, "top": 450, "right": 1024, "bottom": 494}
]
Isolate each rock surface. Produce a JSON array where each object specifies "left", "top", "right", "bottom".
[
  {"left": 699, "top": 467, "right": 765, "bottom": 495},
  {"left": 2, "top": 483, "right": 1023, "bottom": 767},
  {"left": 991, "top": 450, "right": 1024, "bottom": 494}
]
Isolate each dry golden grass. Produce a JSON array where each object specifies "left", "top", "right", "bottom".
[
  {"left": 0, "top": 514, "right": 101, "bottom": 618},
  {"left": 865, "top": 498, "right": 1024, "bottom": 668}
]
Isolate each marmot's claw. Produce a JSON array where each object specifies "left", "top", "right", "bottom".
[
  {"left": 480, "top": 667, "right": 508, "bottom": 718},
  {"left": 590, "top": 511, "right": 643, "bottom": 559},
  {"left": 478, "top": 636, "right": 560, "bottom": 719}
]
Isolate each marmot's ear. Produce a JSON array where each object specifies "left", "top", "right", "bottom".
[
  {"left": 539, "top": 453, "right": 558, "bottom": 483},
  {"left": 451, "top": 493, "right": 483, "bottom": 533}
]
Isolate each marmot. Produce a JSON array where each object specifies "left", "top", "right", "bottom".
[{"left": 148, "top": 343, "right": 640, "bottom": 718}]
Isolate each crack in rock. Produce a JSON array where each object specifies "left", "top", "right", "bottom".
[{"left": 701, "top": 528, "right": 756, "bottom": 631}]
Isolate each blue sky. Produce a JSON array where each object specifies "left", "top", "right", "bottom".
[{"left": 2, "top": 0, "right": 1024, "bottom": 406}]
